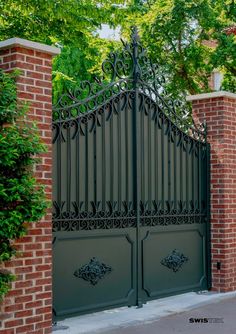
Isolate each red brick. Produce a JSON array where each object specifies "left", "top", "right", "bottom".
[
  {"left": 17, "top": 76, "right": 34, "bottom": 85},
  {"left": 18, "top": 92, "right": 35, "bottom": 100},
  {"left": 0, "top": 49, "right": 11, "bottom": 55},
  {"left": 27, "top": 86, "right": 44, "bottom": 94},
  {"left": 35, "top": 292, "right": 51, "bottom": 300},
  {"left": 24, "top": 286, "right": 43, "bottom": 295},
  {"left": 26, "top": 56, "right": 43, "bottom": 65},
  {"left": 4, "top": 260, "right": 23, "bottom": 268},
  {"left": 35, "top": 80, "right": 51, "bottom": 88},
  {"left": 24, "top": 243, "right": 42, "bottom": 250},
  {"left": 35, "top": 51, "right": 52, "bottom": 59},
  {"left": 16, "top": 325, "right": 34, "bottom": 333},
  {"left": 5, "top": 304, "right": 23, "bottom": 313},
  {"left": 27, "top": 71, "right": 44, "bottom": 80},
  {"left": 15, "top": 295, "right": 33, "bottom": 304},
  {"left": 13, "top": 47, "right": 35, "bottom": 56},
  {"left": 35, "top": 65, "right": 51, "bottom": 74},
  {"left": 25, "top": 258, "right": 43, "bottom": 266},
  {"left": 25, "top": 272, "right": 43, "bottom": 280},
  {"left": 0, "top": 313, "right": 12, "bottom": 321},
  {"left": 7, "top": 289, "right": 23, "bottom": 298},
  {"left": 15, "top": 266, "right": 33, "bottom": 274},
  {"left": 15, "top": 280, "right": 33, "bottom": 289},
  {"left": 25, "top": 315, "right": 43, "bottom": 324},
  {"left": 35, "top": 320, "right": 52, "bottom": 329},
  {"left": 15, "top": 310, "right": 33, "bottom": 318},
  {"left": 0, "top": 63, "right": 10, "bottom": 70},
  {"left": 25, "top": 301, "right": 43, "bottom": 309},
  {"left": 5, "top": 319, "right": 23, "bottom": 328},
  {"left": 16, "top": 61, "right": 34, "bottom": 70},
  {"left": 36, "top": 307, "right": 52, "bottom": 315},
  {"left": 36, "top": 94, "right": 51, "bottom": 103}
]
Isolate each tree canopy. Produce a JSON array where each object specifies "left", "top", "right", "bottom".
[
  {"left": 0, "top": 0, "right": 235, "bottom": 102},
  {"left": 120, "top": 0, "right": 236, "bottom": 97},
  {"left": 0, "top": 0, "right": 126, "bottom": 102}
]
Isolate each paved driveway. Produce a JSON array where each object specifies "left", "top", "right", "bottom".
[{"left": 102, "top": 297, "right": 236, "bottom": 334}]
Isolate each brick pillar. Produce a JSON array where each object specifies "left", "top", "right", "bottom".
[
  {"left": 0, "top": 38, "right": 60, "bottom": 334},
  {"left": 187, "top": 91, "right": 236, "bottom": 292}
]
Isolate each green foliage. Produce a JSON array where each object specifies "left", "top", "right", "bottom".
[
  {"left": 120, "top": 0, "right": 236, "bottom": 98},
  {"left": 52, "top": 38, "right": 118, "bottom": 104},
  {"left": 0, "top": 70, "right": 47, "bottom": 300},
  {"left": 0, "top": 271, "right": 15, "bottom": 298},
  {"left": 221, "top": 72, "right": 236, "bottom": 93},
  {"left": 0, "top": 0, "right": 124, "bottom": 102},
  {"left": 0, "top": 70, "right": 20, "bottom": 123},
  {"left": 212, "top": 31, "right": 236, "bottom": 92},
  {"left": 0, "top": 0, "right": 122, "bottom": 44},
  {"left": 0, "top": 0, "right": 235, "bottom": 105}
]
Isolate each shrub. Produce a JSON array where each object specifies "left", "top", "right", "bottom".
[{"left": 0, "top": 69, "right": 47, "bottom": 300}]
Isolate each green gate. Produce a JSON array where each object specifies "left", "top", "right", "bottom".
[{"left": 52, "top": 28, "right": 211, "bottom": 319}]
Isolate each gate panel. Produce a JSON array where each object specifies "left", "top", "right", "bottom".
[
  {"left": 141, "top": 225, "right": 206, "bottom": 298},
  {"left": 52, "top": 91, "right": 138, "bottom": 318},
  {"left": 52, "top": 27, "right": 210, "bottom": 319},
  {"left": 136, "top": 93, "right": 208, "bottom": 300},
  {"left": 53, "top": 230, "right": 136, "bottom": 317}
]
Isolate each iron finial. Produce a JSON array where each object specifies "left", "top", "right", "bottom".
[{"left": 131, "top": 26, "right": 140, "bottom": 46}]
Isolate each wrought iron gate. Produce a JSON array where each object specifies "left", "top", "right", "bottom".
[{"left": 52, "top": 28, "right": 211, "bottom": 319}]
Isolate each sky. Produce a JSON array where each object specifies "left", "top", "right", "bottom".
[{"left": 98, "top": 24, "right": 121, "bottom": 40}]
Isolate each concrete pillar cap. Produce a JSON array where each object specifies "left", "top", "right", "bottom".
[
  {"left": 0, "top": 37, "right": 61, "bottom": 55},
  {"left": 187, "top": 91, "right": 236, "bottom": 101}
]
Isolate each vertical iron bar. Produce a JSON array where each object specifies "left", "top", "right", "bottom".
[
  {"left": 110, "top": 104, "right": 114, "bottom": 213},
  {"left": 198, "top": 142, "right": 201, "bottom": 217},
  {"left": 186, "top": 139, "right": 189, "bottom": 212},
  {"left": 155, "top": 111, "right": 158, "bottom": 203},
  {"left": 125, "top": 96, "right": 129, "bottom": 205},
  {"left": 180, "top": 133, "right": 183, "bottom": 206},
  {"left": 132, "top": 30, "right": 142, "bottom": 308},
  {"left": 174, "top": 128, "right": 177, "bottom": 210},
  {"left": 118, "top": 99, "right": 121, "bottom": 210},
  {"left": 141, "top": 100, "right": 144, "bottom": 206},
  {"left": 192, "top": 141, "right": 195, "bottom": 211},
  {"left": 148, "top": 104, "right": 151, "bottom": 210},
  {"left": 206, "top": 136, "right": 212, "bottom": 288},
  {"left": 102, "top": 107, "right": 106, "bottom": 210},
  {"left": 161, "top": 119, "right": 164, "bottom": 211},
  {"left": 76, "top": 122, "right": 80, "bottom": 206},
  {"left": 67, "top": 126, "right": 71, "bottom": 213},
  {"left": 167, "top": 123, "right": 171, "bottom": 206},
  {"left": 85, "top": 121, "right": 88, "bottom": 211},
  {"left": 57, "top": 127, "right": 61, "bottom": 208},
  {"left": 94, "top": 113, "right": 97, "bottom": 204}
]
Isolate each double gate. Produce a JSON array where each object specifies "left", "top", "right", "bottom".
[{"left": 52, "top": 28, "right": 211, "bottom": 319}]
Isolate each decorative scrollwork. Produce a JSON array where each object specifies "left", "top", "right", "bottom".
[
  {"left": 52, "top": 200, "right": 206, "bottom": 232},
  {"left": 52, "top": 27, "right": 206, "bottom": 142},
  {"left": 161, "top": 249, "right": 188, "bottom": 272},
  {"left": 74, "top": 257, "right": 112, "bottom": 285}
]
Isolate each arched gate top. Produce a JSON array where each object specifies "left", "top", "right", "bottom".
[{"left": 53, "top": 27, "right": 206, "bottom": 142}]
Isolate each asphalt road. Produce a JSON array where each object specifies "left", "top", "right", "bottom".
[{"left": 101, "top": 297, "right": 236, "bottom": 334}]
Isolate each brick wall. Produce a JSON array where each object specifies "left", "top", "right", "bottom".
[
  {"left": 188, "top": 92, "right": 236, "bottom": 292},
  {"left": 0, "top": 39, "right": 59, "bottom": 334}
]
